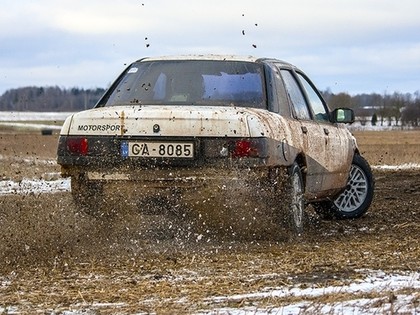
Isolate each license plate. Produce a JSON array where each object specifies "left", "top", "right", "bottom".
[{"left": 121, "top": 141, "right": 194, "bottom": 158}]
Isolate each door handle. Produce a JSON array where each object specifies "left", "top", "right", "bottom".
[{"left": 301, "top": 126, "right": 308, "bottom": 134}]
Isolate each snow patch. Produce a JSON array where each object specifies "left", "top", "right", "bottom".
[
  {"left": 373, "top": 163, "right": 420, "bottom": 170},
  {"left": 200, "top": 271, "right": 420, "bottom": 314},
  {"left": 0, "top": 121, "right": 62, "bottom": 130},
  {"left": 0, "top": 111, "right": 74, "bottom": 121},
  {"left": 207, "top": 271, "right": 420, "bottom": 303},
  {"left": 0, "top": 178, "right": 70, "bottom": 195},
  {"left": 0, "top": 154, "right": 57, "bottom": 165}
]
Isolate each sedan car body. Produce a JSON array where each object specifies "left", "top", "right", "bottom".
[{"left": 57, "top": 55, "right": 374, "bottom": 234}]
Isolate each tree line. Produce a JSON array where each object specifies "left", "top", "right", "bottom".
[
  {"left": 0, "top": 86, "right": 105, "bottom": 112},
  {"left": 324, "top": 90, "right": 420, "bottom": 127},
  {"left": 0, "top": 86, "right": 419, "bottom": 126}
]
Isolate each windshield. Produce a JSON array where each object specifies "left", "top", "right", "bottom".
[{"left": 99, "top": 60, "right": 266, "bottom": 108}]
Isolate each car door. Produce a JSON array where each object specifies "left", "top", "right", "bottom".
[
  {"left": 295, "top": 71, "right": 352, "bottom": 194},
  {"left": 279, "top": 68, "right": 327, "bottom": 195}
]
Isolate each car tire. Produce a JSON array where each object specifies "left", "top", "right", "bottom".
[
  {"left": 314, "top": 154, "right": 374, "bottom": 219},
  {"left": 71, "top": 174, "right": 106, "bottom": 217},
  {"left": 284, "top": 162, "right": 305, "bottom": 236}
]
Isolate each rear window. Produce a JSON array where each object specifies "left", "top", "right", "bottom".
[{"left": 99, "top": 60, "right": 266, "bottom": 108}]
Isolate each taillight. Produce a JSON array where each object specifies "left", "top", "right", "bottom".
[
  {"left": 202, "top": 138, "right": 267, "bottom": 160},
  {"left": 66, "top": 137, "right": 88, "bottom": 155},
  {"left": 232, "top": 139, "right": 259, "bottom": 158}
]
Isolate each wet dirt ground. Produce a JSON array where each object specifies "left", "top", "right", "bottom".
[{"left": 0, "top": 132, "right": 419, "bottom": 313}]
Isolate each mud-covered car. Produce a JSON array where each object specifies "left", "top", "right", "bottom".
[{"left": 57, "top": 55, "right": 374, "bottom": 234}]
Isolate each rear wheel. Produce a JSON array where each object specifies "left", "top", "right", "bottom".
[
  {"left": 285, "top": 163, "right": 305, "bottom": 236},
  {"left": 314, "top": 154, "right": 374, "bottom": 219}
]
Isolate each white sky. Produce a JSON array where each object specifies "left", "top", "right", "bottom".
[{"left": 1, "top": 0, "right": 419, "bottom": 95}]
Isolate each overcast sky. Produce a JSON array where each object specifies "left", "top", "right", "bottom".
[{"left": 1, "top": 0, "right": 419, "bottom": 96}]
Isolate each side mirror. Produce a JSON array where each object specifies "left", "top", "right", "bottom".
[{"left": 331, "top": 108, "right": 355, "bottom": 124}]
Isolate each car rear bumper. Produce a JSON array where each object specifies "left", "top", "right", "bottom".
[
  {"left": 63, "top": 164, "right": 284, "bottom": 188},
  {"left": 75, "top": 166, "right": 288, "bottom": 227}
]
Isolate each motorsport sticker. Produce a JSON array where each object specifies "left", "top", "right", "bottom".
[{"left": 77, "top": 124, "right": 122, "bottom": 132}]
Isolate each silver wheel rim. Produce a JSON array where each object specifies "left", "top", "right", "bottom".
[
  {"left": 291, "top": 171, "right": 304, "bottom": 228},
  {"left": 334, "top": 164, "right": 368, "bottom": 213}
]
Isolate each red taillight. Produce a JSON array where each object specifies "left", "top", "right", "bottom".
[
  {"left": 66, "top": 137, "right": 88, "bottom": 155},
  {"left": 232, "top": 139, "right": 259, "bottom": 158}
]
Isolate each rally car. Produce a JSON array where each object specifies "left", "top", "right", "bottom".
[{"left": 57, "top": 55, "right": 374, "bottom": 234}]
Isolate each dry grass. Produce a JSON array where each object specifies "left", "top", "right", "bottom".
[{"left": 353, "top": 130, "right": 420, "bottom": 165}]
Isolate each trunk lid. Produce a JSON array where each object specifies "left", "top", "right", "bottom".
[{"left": 61, "top": 105, "right": 269, "bottom": 138}]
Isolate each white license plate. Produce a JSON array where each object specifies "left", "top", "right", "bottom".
[{"left": 121, "top": 141, "right": 194, "bottom": 158}]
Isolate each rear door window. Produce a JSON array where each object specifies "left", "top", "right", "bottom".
[
  {"left": 280, "top": 70, "right": 311, "bottom": 120},
  {"left": 296, "top": 73, "right": 329, "bottom": 122}
]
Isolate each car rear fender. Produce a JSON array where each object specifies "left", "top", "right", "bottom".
[
  {"left": 245, "top": 108, "right": 301, "bottom": 167},
  {"left": 59, "top": 114, "right": 75, "bottom": 136}
]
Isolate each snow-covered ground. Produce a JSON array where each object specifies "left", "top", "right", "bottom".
[
  {"left": 373, "top": 163, "right": 420, "bottom": 171},
  {"left": 0, "top": 111, "right": 74, "bottom": 121},
  {"left": 200, "top": 270, "right": 420, "bottom": 314},
  {"left": 0, "top": 121, "right": 63, "bottom": 130},
  {"left": 347, "top": 119, "right": 414, "bottom": 131},
  {"left": 0, "top": 175, "right": 70, "bottom": 195},
  {"left": 0, "top": 111, "right": 74, "bottom": 130}
]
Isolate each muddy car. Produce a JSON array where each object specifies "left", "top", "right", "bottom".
[{"left": 57, "top": 55, "right": 374, "bottom": 234}]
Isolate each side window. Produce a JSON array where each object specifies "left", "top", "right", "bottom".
[
  {"left": 280, "top": 70, "right": 311, "bottom": 120},
  {"left": 297, "top": 73, "right": 329, "bottom": 122}
]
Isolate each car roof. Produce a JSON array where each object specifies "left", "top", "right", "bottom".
[{"left": 137, "top": 54, "right": 294, "bottom": 67}]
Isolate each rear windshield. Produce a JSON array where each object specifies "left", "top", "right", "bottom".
[{"left": 99, "top": 60, "right": 266, "bottom": 108}]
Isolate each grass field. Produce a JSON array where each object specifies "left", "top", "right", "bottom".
[{"left": 353, "top": 130, "right": 420, "bottom": 166}]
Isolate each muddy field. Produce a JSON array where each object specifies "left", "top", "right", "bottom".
[{"left": 0, "top": 130, "right": 419, "bottom": 314}]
